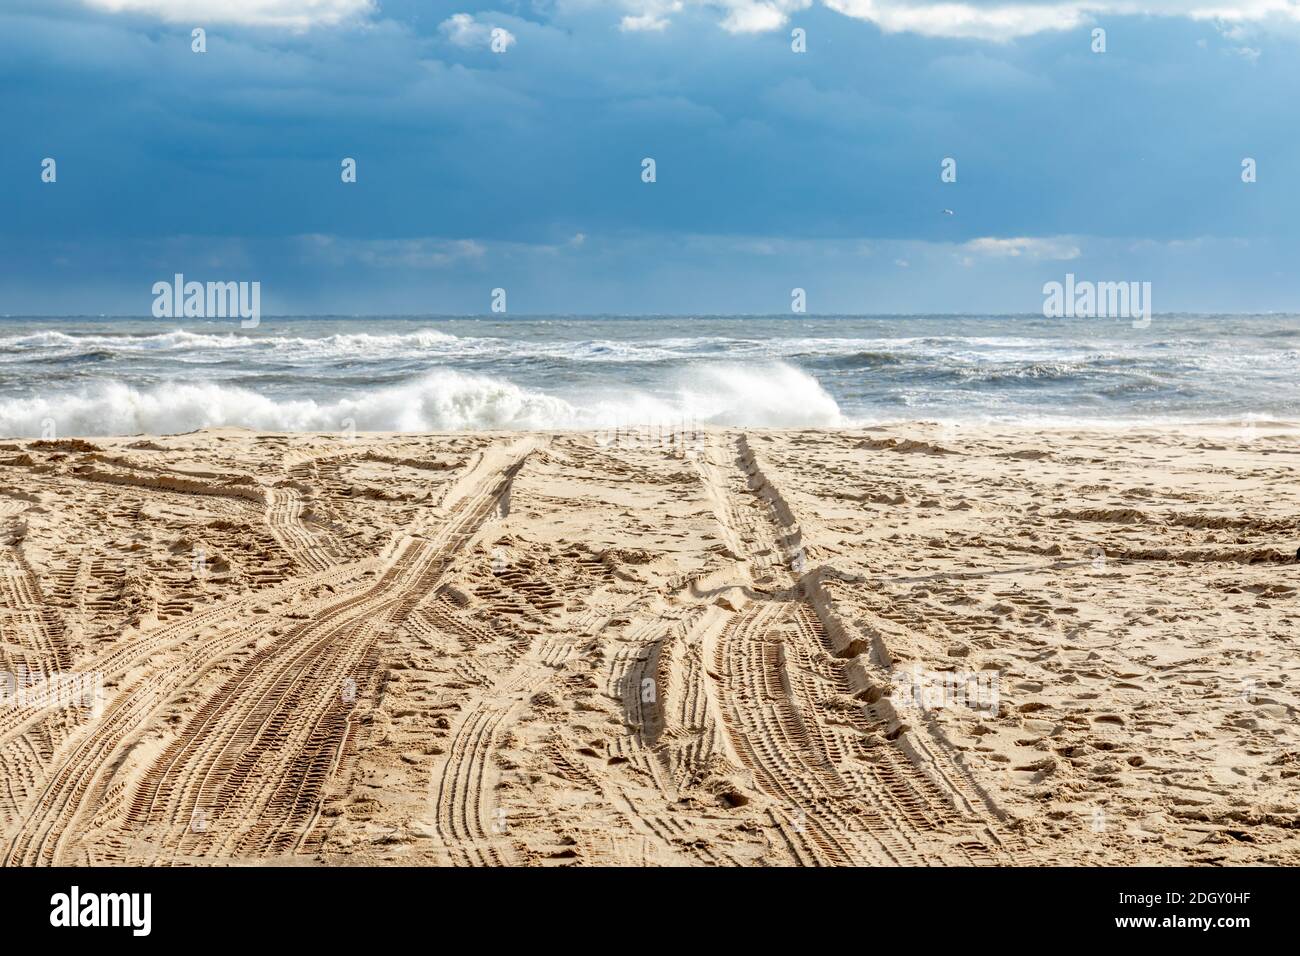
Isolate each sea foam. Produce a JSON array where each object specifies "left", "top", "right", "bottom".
[{"left": 0, "top": 363, "right": 844, "bottom": 437}]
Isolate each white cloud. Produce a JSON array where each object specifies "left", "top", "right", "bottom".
[
  {"left": 440, "top": 13, "right": 517, "bottom": 50},
  {"left": 963, "top": 236, "right": 1082, "bottom": 259},
  {"left": 1215, "top": 17, "right": 1265, "bottom": 57},
  {"left": 829, "top": 1, "right": 1300, "bottom": 41},
  {"left": 84, "top": 0, "right": 1300, "bottom": 38},
  {"left": 80, "top": 0, "right": 374, "bottom": 28},
  {"left": 825, "top": 0, "right": 1088, "bottom": 40},
  {"left": 619, "top": 0, "right": 683, "bottom": 29},
  {"left": 720, "top": 0, "right": 812, "bottom": 31},
  {"left": 610, "top": 0, "right": 811, "bottom": 33},
  {"left": 301, "top": 235, "right": 487, "bottom": 269},
  {"left": 611, "top": 0, "right": 1300, "bottom": 39},
  {"left": 621, "top": 13, "right": 674, "bottom": 28}
]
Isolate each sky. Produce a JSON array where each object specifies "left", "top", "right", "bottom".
[{"left": 1, "top": 0, "right": 1298, "bottom": 314}]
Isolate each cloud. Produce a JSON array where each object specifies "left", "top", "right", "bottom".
[
  {"left": 75, "top": 0, "right": 1300, "bottom": 38},
  {"left": 963, "top": 236, "right": 1082, "bottom": 259},
  {"left": 621, "top": 13, "right": 674, "bottom": 28},
  {"left": 1215, "top": 17, "right": 1265, "bottom": 57},
  {"left": 824, "top": 0, "right": 1088, "bottom": 40},
  {"left": 619, "top": 0, "right": 683, "bottom": 30},
  {"left": 848, "top": 2, "right": 1284, "bottom": 41},
  {"left": 6, "top": 231, "right": 1290, "bottom": 314},
  {"left": 299, "top": 235, "right": 488, "bottom": 269},
  {"left": 80, "top": 0, "right": 374, "bottom": 28},
  {"left": 613, "top": 0, "right": 811, "bottom": 33},
  {"left": 719, "top": 0, "right": 813, "bottom": 31},
  {"left": 440, "top": 13, "right": 517, "bottom": 50},
  {"left": 610, "top": 0, "right": 1300, "bottom": 40}
]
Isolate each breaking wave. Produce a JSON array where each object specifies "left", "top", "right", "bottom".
[
  {"left": 0, "top": 363, "right": 844, "bottom": 437},
  {"left": 0, "top": 328, "right": 460, "bottom": 355}
]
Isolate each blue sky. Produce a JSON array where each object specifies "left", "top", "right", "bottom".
[{"left": 1, "top": 0, "right": 1298, "bottom": 314}]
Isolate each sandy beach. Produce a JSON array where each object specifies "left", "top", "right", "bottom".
[{"left": 0, "top": 423, "right": 1296, "bottom": 866}]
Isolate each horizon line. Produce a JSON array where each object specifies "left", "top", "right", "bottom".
[{"left": 4, "top": 312, "right": 1299, "bottom": 320}]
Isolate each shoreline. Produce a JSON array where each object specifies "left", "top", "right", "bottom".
[{"left": 6, "top": 417, "right": 1300, "bottom": 442}]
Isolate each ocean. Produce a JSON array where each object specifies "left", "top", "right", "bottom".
[{"left": 0, "top": 314, "right": 1297, "bottom": 437}]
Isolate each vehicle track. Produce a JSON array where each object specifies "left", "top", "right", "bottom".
[
  {"left": 0, "top": 523, "right": 79, "bottom": 824},
  {"left": 264, "top": 488, "right": 336, "bottom": 573},
  {"left": 0, "top": 534, "right": 71, "bottom": 675},
  {"left": 3, "top": 443, "right": 533, "bottom": 865},
  {"left": 428, "top": 632, "right": 564, "bottom": 866},
  {"left": 697, "top": 434, "right": 1018, "bottom": 866},
  {"left": 119, "top": 447, "right": 532, "bottom": 863},
  {"left": 0, "top": 559, "right": 371, "bottom": 760},
  {"left": 601, "top": 608, "right": 756, "bottom": 866}
]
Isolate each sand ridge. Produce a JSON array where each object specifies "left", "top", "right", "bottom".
[{"left": 0, "top": 424, "right": 1296, "bottom": 865}]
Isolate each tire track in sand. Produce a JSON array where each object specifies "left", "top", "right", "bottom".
[
  {"left": 121, "top": 442, "right": 536, "bottom": 864},
  {"left": 695, "top": 434, "right": 1019, "bottom": 866},
  {"left": 3, "top": 440, "right": 536, "bottom": 866},
  {"left": 264, "top": 487, "right": 336, "bottom": 574},
  {"left": 0, "top": 551, "right": 381, "bottom": 865},
  {"left": 427, "top": 656, "right": 552, "bottom": 866}
]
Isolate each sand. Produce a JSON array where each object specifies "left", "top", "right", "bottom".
[{"left": 0, "top": 423, "right": 1296, "bottom": 866}]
